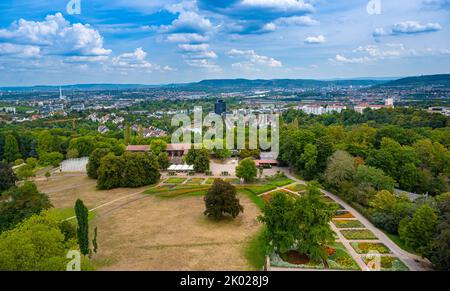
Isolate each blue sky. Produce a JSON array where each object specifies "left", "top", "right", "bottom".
[{"left": 0, "top": 0, "right": 449, "bottom": 86}]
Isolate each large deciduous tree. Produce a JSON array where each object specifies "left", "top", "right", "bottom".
[
  {"left": 185, "top": 148, "right": 210, "bottom": 173},
  {"left": 324, "top": 150, "right": 356, "bottom": 191},
  {"left": 0, "top": 182, "right": 52, "bottom": 232},
  {"left": 3, "top": 135, "right": 21, "bottom": 162},
  {"left": 87, "top": 148, "right": 111, "bottom": 179},
  {"left": 258, "top": 185, "right": 336, "bottom": 262},
  {"left": 236, "top": 158, "right": 257, "bottom": 182},
  {"left": 0, "top": 162, "right": 17, "bottom": 193},
  {"left": 399, "top": 204, "right": 438, "bottom": 255},
  {"left": 204, "top": 179, "right": 243, "bottom": 220}
]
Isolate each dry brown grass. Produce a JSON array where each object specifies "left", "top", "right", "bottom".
[
  {"left": 35, "top": 173, "right": 150, "bottom": 210},
  {"left": 36, "top": 173, "right": 262, "bottom": 270},
  {"left": 92, "top": 194, "right": 261, "bottom": 270}
]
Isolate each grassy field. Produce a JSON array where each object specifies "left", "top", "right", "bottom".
[{"left": 36, "top": 173, "right": 263, "bottom": 271}]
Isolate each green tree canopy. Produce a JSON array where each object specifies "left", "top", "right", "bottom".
[
  {"left": 236, "top": 158, "right": 257, "bottom": 182},
  {"left": 0, "top": 162, "right": 17, "bottom": 193},
  {"left": 0, "top": 182, "right": 52, "bottom": 232},
  {"left": 204, "top": 179, "right": 243, "bottom": 220}
]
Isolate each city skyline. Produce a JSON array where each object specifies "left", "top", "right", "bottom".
[{"left": 0, "top": 0, "right": 449, "bottom": 86}]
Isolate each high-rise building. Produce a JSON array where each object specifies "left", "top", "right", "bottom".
[{"left": 214, "top": 99, "right": 226, "bottom": 115}]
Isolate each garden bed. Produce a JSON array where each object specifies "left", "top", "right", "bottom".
[
  {"left": 341, "top": 229, "right": 378, "bottom": 240},
  {"left": 362, "top": 256, "right": 409, "bottom": 271},
  {"left": 185, "top": 178, "right": 205, "bottom": 185},
  {"left": 351, "top": 242, "right": 391, "bottom": 254},
  {"left": 334, "top": 210, "right": 355, "bottom": 219},
  {"left": 261, "top": 190, "right": 297, "bottom": 203},
  {"left": 326, "top": 243, "right": 360, "bottom": 270},
  {"left": 284, "top": 183, "right": 307, "bottom": 192},
  {"left": 164, "top": 177, "right": 187, "bottom": 184},
  {"left": 145, "top": 185, "right": 210, "bottom": 198},
  {"left": 333, "top": 220, "right": 365, "bottom": 229},
  {"left": 270, "top": 252, "right": 325, "bottom": 269}
]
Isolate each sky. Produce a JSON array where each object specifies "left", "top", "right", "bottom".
[{"left": 0, "top": 0, "right": 449, "bottom": 86}]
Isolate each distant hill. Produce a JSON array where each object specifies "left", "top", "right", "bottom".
[
  {"left": 3, "top": 75, "right": 449, "bottom": 92},
  {"left": 376, "top": 74, "right": 450, "bottom": 88},
  {"left": 170, "top": 78, "right": 388, "bottom": 91}
]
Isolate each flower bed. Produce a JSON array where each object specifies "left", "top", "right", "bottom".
[
  {"left": 284, "top": 183, "right": 307, "bottom": 192},
  {"left": 326, "top": 243, "right": 360, "bottom": 270},
  {"left": 185, "top": 178, "right": 205, "bottom": 185},
  {"left": 341, "top": 229, "right": 378, "bottom": 240},
  {"left": 145, "top": 185, "right": 210, "bottom": 198},
  {"left": 270, "top": 252, "right": 325, "bottom": 269},
  {"left": 164, "top": 177, "right": 187, "bottom": 184},
  {"left": 261, "top": 190, "right": 297, "bottom": 203},
  {"left": 351, "top": 242, "right": 391, "bottom": 254},
  {"left": 334, "top": 210, "right": 355, "bottom": 219},
  {"left": 362, "top": 256, "right": 409, "bottom": 271},
  {"left": 333, "top": 220, "right": 365, "bottom": 229}
]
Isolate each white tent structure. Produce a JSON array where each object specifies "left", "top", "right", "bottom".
[{"left": 167, "top": 164, "right": 194, "bottom": 172}]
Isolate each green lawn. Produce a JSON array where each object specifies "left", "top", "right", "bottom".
[
  {"left": 384, "top": 232, "right": 418, "bottom": 255},
  {"left": 237, "top": 184, "right": 277, "bottom": 195},
  {"left": 145, "top": 185, "right": 210, "bottom": 198},
  {"left": 239, "top": 190, "right": 265, "bottom": 210},
  {"left": 185, "top": 178, "right": 205, "bottom": 185},
  {"left": 48, "top": 207, "right": 96, "bottom": 221},
  {"left": 244, "top": 229, "right": 266, "bottom": 270},
  {"left": 164, "top": 177, "right": 187, "bottom": 184}
]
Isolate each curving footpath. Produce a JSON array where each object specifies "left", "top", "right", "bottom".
[{"left": 280, "top": 172, "right": 431, "bottom": 271}]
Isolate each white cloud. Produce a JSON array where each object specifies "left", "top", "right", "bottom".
[
  {"left": 373, "top": 27, "right": 387, "bottom": 37},
  {"left": 240, "top": 0, "right": 314, "bottom": 12},
  {"left": 275, "top": 15, "right": 319, "bottom": 26},
  {"left": 0, "top": 43, "right": 40, "bottom": 58},
  {"left": 160, "top": 10, "right": 213, "bottom": 34},
  {"left": 263, "top": 15, "right": 319, "bottom": 32},
  {"left": 228, "top": 49, "right": 282, "bottom": 68},
  {"left": 0, "top": 13, "right": 111, "bottom": 57},
  {"left": 184, "top": 58, "right": 221, "bottom": 72},
  {"left": 334, "top": 54, "right": 369, "bottom": 64},
  {"left": 391, "top": 21, "right": 442, "bottom": 34},
  {"left": 354, "top": 45, "right": 401, "bottom": 58},
  {"left": 111, "top": 48, "right": 161, "bottom": 71},
  {"left": 304, "top": 35, "right": 325, "bottom": 44},
  {"left": 167, "top": 33, "right": 209, "bottom": 43},
  {"left": 179, "top": 43, "right": 217, "bottom": 59}
]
